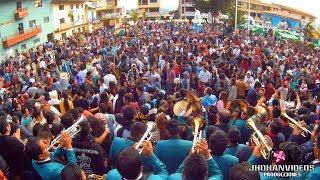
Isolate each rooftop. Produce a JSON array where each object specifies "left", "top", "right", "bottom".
[{"left": 271, "top": 3, "right": 315, "bottom": 18}]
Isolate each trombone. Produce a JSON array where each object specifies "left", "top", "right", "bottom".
[
  {"left": 281, "top": 112, "right": 311, "bottom": 138},
  {"left": 246, "top": 115, "right": 272, "bottom": 159},
  {"left": 47, "top": 115, "right": 86, "bottom": 150},
  {"left": 135, "top": 121, "right": 155, "bottom": 154},
  {"left": 192, "top": 117, "right": 206, "bottom": 153}
]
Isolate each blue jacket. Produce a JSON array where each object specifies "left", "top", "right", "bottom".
[
  {"left": 109, "top": 137, "right": 136, "bottom": 162},
  {"left": 168, "top": 157, "right": 223, "bottom": 180},
  {"left": 228, "top": 119, "right": 252, "bottom": 144},
  {"left": 106, "top": 154, "right": 169, "bottom": 180},
  {"left": 154, "top": 137, "right": 193, "bottom": 174},
  {"left": 224, "top": 144, "right": 246, "bottom": 156},
  {"left": 32, "top": 148, "right": 77, "bottom": 180},
  {"left": 213, "top": 154, "right": 239, "bottom": 180}
]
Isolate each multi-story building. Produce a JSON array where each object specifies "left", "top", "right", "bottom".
[
  {"left": 138, "top": 0, "right": 161, "bottom": 20},
  {"left": 96, "top": 0, "right": 123, "bottom": 28},
  {"left": 0, "top": 0, "right": 54, "bottom": 60},
  {"left": 238, "top": 0, "right": 315, "bottom": 26},
  {"left": 179, "top": 0, "right": 195, "bottom": 20},
  {"left": 52, "top": 0, "right": 98, "bottom": 40}
]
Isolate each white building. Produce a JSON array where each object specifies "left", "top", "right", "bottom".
[{"left": 52, "top": 0, "right": 98, "bottom": 40}]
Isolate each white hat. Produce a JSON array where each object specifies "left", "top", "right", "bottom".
[
  {"left": 49, "top": 90, "right": 59, "bottom": 101},
  {"left": 60, "top": 72, "right": 69, "bottom": 80},
  {"left": 287, "top": 70, "right": 293, "bottom": 76},
  {"left": 316, "top": 79, "right": 320, "bottom": 84},
  {"left": 246, "top": 71, "right": 251, "bottom": 75}
]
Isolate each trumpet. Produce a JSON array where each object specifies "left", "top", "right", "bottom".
[
  {"left": 88, "top": 174, "right": 106, "bottom": 180},
  {"left": 135, "top": 121, "right": 156, "bottom": 154},
  {"left": 192, "top": 117, "right": 206, "bottom": 153},
  {"left": 47, "top": 115, "right": 86, "bottom": 150},
  {"left": 246, "top": 115, "right": 272, "bottom": 159},
  {"left": 281, "top": 112, "right": 311, "bottom": 138}
]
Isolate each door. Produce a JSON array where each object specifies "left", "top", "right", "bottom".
[
  {"left": 16, "top": 2, "right": 21, "bottom": 9},
  {"left": 47, "top": 33, "right": 54, "bottom": 42}
]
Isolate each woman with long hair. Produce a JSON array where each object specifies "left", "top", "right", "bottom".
[
  {"left": 216, "top": 91, "right": 228, "bottom": 111},
  {"left": 59, "top": 91, "right": 74, "bottom": 115}
]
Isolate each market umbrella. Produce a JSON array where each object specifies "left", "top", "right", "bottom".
[
  {"left": 252, "top": 28, "right": 266, "bottom": 35},
  {"left": 115, "top": 29, "right": 128, "bottom": 36}
]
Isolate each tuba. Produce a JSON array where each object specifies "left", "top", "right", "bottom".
[
  {"left": 246, "top": 115, "right": 272, "bottom": 159},
  {"left": 135, "top": 121, "right": 156, "bottom": 154},
  {"left": 281, "top": 112, "right": 311, "bottom": 138},
  {"left": 173, "top": 90, "right": 202, "bottom": 117},
  {"left": 226, "top": 99, "right": 249, "bottom": 113},
  {"left": 191, "top": 117, "right": 206, "bottom": 153}
]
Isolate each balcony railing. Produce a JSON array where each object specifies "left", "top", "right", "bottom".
[
  {"left": 14, "top": 8, "right": 29, "bottom": 19},
  {"left": 104, "top": 12, "right": 122, "bottom": 19},
  {"left": 146, "top": 12, "right": 160, "bottom": 16},
  {"left": 2, "top": 25, "right": 42, "bottom": 48},
  {"left": 91, "top": 17, "right": 100, "bottom": 22}
]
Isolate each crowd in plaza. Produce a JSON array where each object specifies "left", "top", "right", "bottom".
[{"left": 0, "top": 20, "right": 320, "bottom": 180}]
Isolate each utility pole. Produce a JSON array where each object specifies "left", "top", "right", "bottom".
[{"left": 235, "top": 0, "right": 238, "bottom": 33}]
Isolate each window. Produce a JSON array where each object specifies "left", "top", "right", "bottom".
[
  {"left": 61, "top": 32, "right": 67, "bottom": 39},
  {"left": 82, "top": 15, "right": 84, "bottom": 20},
  {"left": 34, "top": 38, "right": 40, "bottom": 44},
  {"left": 59, "top": 5, "right": 64, "bottom": 10},
  {"left": 149, "top": 8, "right": 159, "bottom": 12},
  {"left": 59, "top": 18, "right": 65, "bottom": 24},
  {"left": 250, "top": 4, "right": 256, "bottom": 9},
  {"left": 273, "top": 8, "right": 278, "bottom": 11},
  {"left": 70, "top": 4, "right": 73, "bottom": 9},
  {"left": 81, "top": 4, "right": 83, "bottom": 8},
  {"left": 257, "top": 13, "right": 261, "bottom": 18},
  {"left": 21, "top": 44, "right": 26, "bottom": 50},
  {"left": 262, "top": 6, "right": 267, "bottom": 11},
  {"left": 186, "top": 7, "right": 195, "bottom": 12},
  {"left": 238, "top": 2, "right": 244, "bottom": 6},
  {"left": 301, "top": 16, "right": 305, "bottom": 19},
  {"left": 44, "top": 16, "right": 49, "bottom": 23},
  {"left": 29, "top": 20, "right": 36, "bottom": 28},
  {"left": 139, "top": 0, "right": 148, "bottom": 5},
  {"left": 76, "top": 4, "right": 79, "bottom": 9},
  {"left": 150, "top": 0, "right": 157, "bottom": 3}
]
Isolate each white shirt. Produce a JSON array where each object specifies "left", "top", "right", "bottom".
[
  {"left": 78, "top": 70, "right": 87, "bottom": 84},
  {"left": 39, "top": 60, "right": 46, "bottom": 69},
  {"left": 103, "top": 74, "right": 117, "bottom": 88},
  {"left": 233, "top": 48, "right": 240, "bottom": 57},
  {"left": 196, "top": 56, "right": 203, "bottom": 64},
  {"left": 198, "top": 70, "right": 212, "bottom": 83},
  {"left": 99, "top": 83, "right": 108, "bottom": 93}
]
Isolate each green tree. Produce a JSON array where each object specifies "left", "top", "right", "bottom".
[
  {"left": 142, "top": 11, "right": 147, "bottom": 21},
  {"left": 303, "top": 21, "right": 315, "bottom": 41},
  {"left": 132, "top": 12, "right": 139, "bottom": 25},
  {"left": 187, "top": 0, "right": 233, "bottom": 14},
  {"left": 226, "top": 1, "right": 245, "bottom": 30}
]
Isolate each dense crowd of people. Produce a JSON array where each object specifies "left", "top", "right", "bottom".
[{"left": 0, "top": 21, "right": 320, "bottom": 180}]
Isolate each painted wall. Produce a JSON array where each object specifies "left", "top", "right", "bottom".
[
  {"left": 0, "top": 0, "right": 54, "bottom": 61},
  {"left": 52, "top": 2, "right": 88, "bottom": 40}
]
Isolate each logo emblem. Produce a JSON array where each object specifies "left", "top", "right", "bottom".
[{"left": 272, "top": 150, "right": 286, "bottom": 164}]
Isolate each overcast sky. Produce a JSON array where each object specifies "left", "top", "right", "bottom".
[{"left": 121, "top": 0, "right": 320, "bottom": 25}]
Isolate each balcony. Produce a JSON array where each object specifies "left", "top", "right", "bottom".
[
  {"left": 146, "top": 12, "right": 160, "bottom": 17},
  {"left": 102, "top": 12, "right": 122, "bottom": 20},
  {"left": 14, "top": 8, "right": 28, "bottom": 19},
  {"left": 2, "top": 25, "right": 42, "bottom": 48}
]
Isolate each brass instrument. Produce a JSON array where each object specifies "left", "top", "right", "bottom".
[
  {"left": 191, "top": 117, "right": 206, "bottom": 153},
  {"left": 47, "top": 115, "right": 86, "bottom": 150},
  {"left": 281, "top": 112, "right": 311, "bottom": 138},
  {"left": 135, "top": 121, "right": 156, "bottom": 154},
  {"left": 88, "top": 174, "right": 106, "bottom": 180},
  {"left": 173, "top": 90, "right": 202, "bottom": 117},
  {"left": 226, "top": 99, "right": 249, "bottom": 113},
  {"left": 246, "top": 115, "right": 272, "bottom": 159},
  {"left": 255, "top": 106, "right": 268, "bottom": 119}
]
